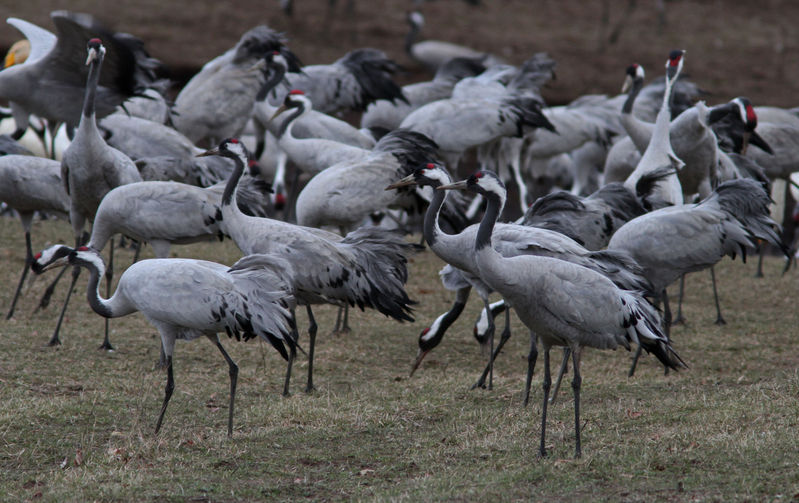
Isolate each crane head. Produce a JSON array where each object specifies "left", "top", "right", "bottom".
[
  {"left": 386, "top": 162, "right": 451, "bottom": 191},
  {"left": 732, "top": 97, "right": 758, "bottom": 131},
  {"left": 270, "top": 89, "right": 308, "bottom": 122},
  {"left": 409, "top": 318, "right": 445, "bottom": 377},
  {"left": 621, "top": 63, "right": 645, "bottom": 93},
  {"left": 665, "top": 49, "right": 685, "bottom": 81},
  {"left": 197, "top": 138, "right": 249, "bottom": 163},
  {"left": 438, "top": 170, "right": 506, "bottom": 208},
  {"left": 86, "top": 38, "right": 106, "bottom": 66},
  {"left": 31, "top": 245, "right": 74, "bottom": 274}
]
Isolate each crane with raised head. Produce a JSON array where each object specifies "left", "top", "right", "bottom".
[{"left": 438, "top": 170, "right": 685, "bottom": 458}]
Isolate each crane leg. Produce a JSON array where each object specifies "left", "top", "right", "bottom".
[
  {"left": 571, "top": 346, "right": 583, "bottom": 459},
  {"left": 473, "top": 306, "right": 512, "bottom": 390},
  {"left": 673, "top": 274, "right": 686, "bottom": 325},
  {"left": 211, "top": 335, "right": 238, "bottom": 437},
  {"left": 523, "top": 332, "right": 538, "bottom": 407},
  {"left": 99, "top": 238, "right": 115, "bottom": 351},
  {"left": 155, "top": 355, "right": 174, "bottom": 435},
  {"left": 48, "top": 266, "right": 81, "bottom": 346},
  {"left": 305, "top": 306, "right": 318, "bottom": 393},
  {"left": 35, "top": 265, "right": 68, "bottom": 312},
  {"left": 538, "top": 348, "right": 551, "bottom": 458},
  {"left": 755, "top": 242, "right": 765, "bottom": 278},
  {"left": 282, "top": 309, "right": 299, "bottom": 396},
  {"left": 549, "top": 347, "right": 571, "bottom": 405},
  {"left": 710, "top": 266, "right": 726, "bottom": 325},
  {"left": 6, "top": 231, "right": 33, "bottom": 320},
  {"left": 628, "top": 344, "right": 643, "bottom": 377},
  {"left": 473, "top": 298, "right": 496, "bottom": 390}
]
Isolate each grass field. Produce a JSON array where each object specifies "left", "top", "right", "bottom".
[{"left": 1, "top": 215, "right": 798, "bottom": 501}]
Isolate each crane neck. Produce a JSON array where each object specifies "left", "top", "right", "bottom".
[
  {"left": 475, "top": 192, "right": 502, "bottom": 252},
  {"left": 256, "top": 62, "right": 287, "bottom": 103},
  {"left": 276, "top": 104, "right": 305, "bottom": 139},
  {"left": 80, "top": 255, "right": 115, "bottom": 318},
  {"left": 423, "top": 183, "right": 448, "bottom": 247},
  {"left": 405, "top": 20, "right": 420, "bottom": 55},
  {"left": 221, "top": 151, "right": 246, "bottom": 208},
  {"left": 621, "top": 78, "right": 644, "bottom": 115},
  {"left": 82, "top": 53, "right": 104, "bottom": 120}
]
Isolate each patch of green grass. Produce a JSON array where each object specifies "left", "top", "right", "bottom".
[{"left": 1, "top": 217, "right": 798, "bottom": 501}]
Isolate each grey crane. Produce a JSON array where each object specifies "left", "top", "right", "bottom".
[
  {"left": 361, "top": 57, "right": 487, "bottom": 131},
  {"left": 172, "top": 25, "right": 301, "bottom": 148},
  {"left": 269, "top": 90, "right": 372, "bottom": 175},
  {"left": 52, "top": 39, "right": 144, "bottom": 350},
  {"left": 624, "top": 50, "right": 685, "bottom": 207},
  {"left": 399, "top": 55, "right": 556, "bottom": 169},
  {"left": 0, "top": 12, "right": 161, "bottom": 139},
  {"left": 295, "top": 130, "right": 468, "bottom": 234},
  {"left": 438, "top": 170, "right": 684, "bottom": 458},
  {"left": 197, "top": 138, "right": 415, "bottom": 394},
  {"left": 272, "top": 48, "right": 407, "bottom": 115},
  {"left": 607, "top": 178, "right": 786, "bottom": 373},
  {"left": 31, "top": 245, "right": 296, "bottom": 437},
  {"left": 0, "top": 155, "right": 70, "bottom": 319},
  {"left": 404, "top": 11, "right": 495, "bottom": 72},
  {"left": 387, "top": 163, "right": 651, "bottom": 391},
  {"left": 521, "top": 182, "right": 647, "bottom": 251}
]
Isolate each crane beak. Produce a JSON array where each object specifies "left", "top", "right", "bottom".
[
  {"left": 409, "top": 348, "right": 430, "bottom": 377},
  {"left": 385, "top": 174, "right": 417, "bottom": 190},
  {"left": 85, "top": 48, "right": 97, "bottom": 66},
  {"left": 270, "top": 104, "right": 288, "bottom": 123},
  {"left": 436, "top": 180, "right": 468, "bottom": 191},
  {"left": 196, "top": 147, "right": 220, "bottom": 158},
  {"left": 621, "top": 74, "right": 633, "bottom": 94}
]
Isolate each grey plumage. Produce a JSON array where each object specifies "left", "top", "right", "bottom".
[
  {"left": 439, "top": 170, "right": 683, "bottom": 458},
  {"left": 31, "top": 245, "right": 296, "bottom": 436},
  {"left": 0, "top": 155, "right": 69, "bottom": 318},
  {"left": 199, "top": 139, "right": 415, "bottom": 393},
  {"left": 522, "top": 182, "right": 646, "bottom": 250}
]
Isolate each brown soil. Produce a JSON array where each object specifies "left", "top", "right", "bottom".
[{"left": 2, "top": 1, "right": 797, "bottom": 106}]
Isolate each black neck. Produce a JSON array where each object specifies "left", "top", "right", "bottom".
[
  {"left": 256, "top": 63, "right": 286, "bottom": 102},
  {"left": 404, "top": 22, "right": 419, "bottom": 55},
  {"left": 622, "top": 78, "right": 643, "bottom": 115},
  {"left": 475, "top": 193, "right": 501, "bottom": 251},
  {"left": 83, "top": 260, "right": 113, "bottom": 318},
  {"left": 82, "top": 55, "right": 103, "bottom": 119},
  {"left": 222, "top": 152, "right": 245, "bottom": 207},
  {"left": 277, "top": 105, "right": 304, "bottom": 139},
  {"left": 423, "top": 184, "right": 447, "bottom": 247}
]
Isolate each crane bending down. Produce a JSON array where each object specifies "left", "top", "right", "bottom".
[
  {"left": 197, "top": 139, "right": 415, "bottom": 395},
  {"left": 438, "top": 170, "right": 685, "bottom": 458},
  {"left": 32, "top": 245, "right": 297, "bottom": 436}
]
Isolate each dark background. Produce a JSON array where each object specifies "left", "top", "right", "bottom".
[{"left": 1, "top": 0, "right": 796, "bottom": 107}]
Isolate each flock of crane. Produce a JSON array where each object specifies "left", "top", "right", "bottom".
[{"left": 0, "top": 10, "right": 794, "bottom": 458}]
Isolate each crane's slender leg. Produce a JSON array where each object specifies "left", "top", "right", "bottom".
[
  {"left": 48, "top": 266, "right": 80, "bottom": 346},
  {"left": 549, "top": 348, "right": 571, "bottom": 405},
  {"left": 132, "top": 240, "right": 143, "bottom": 264},
  {"left": 473, "top": 306, "right": 512, "bottom": 390},
  {"left": 305, "top": 305, "right": 318, "bottom": 393},
  {"left": 710, "top": 266, "right": 726, "bottom": 325},
  {"left": 35, "top": 265, "right": 68, "bottom": 311},
  {"left": 523, "top": 332, "right": 538, "bottom": 407},
  {"left": 341, "top": 304, "right": 350, "bottom": 334},
  {"left": 99, "top": 238, "right": 115, "bottom": 351},
  {"left": 571, "top": 345, "right": 583, "bottom": 459},
  {"left": 210, "top": 335, "right": 238, "bottom": 437},
  {"left": 6, "top": 228, "right": 33, "bottom": 320},
  {"left": 673, "top": 274, "right": 686, "bottom": 325},
  {"left": 628, "top": 344, "right": 643, "bottom": 377},
  {"left": 474, "top": 298, "right": 496, "bottom": 390},
  {"left": 538, "top": 347, "right": 551, "bottom": 458},
  {"left": 155, "top": 355, "right": 174, "bottom": 435},
  {"left": 282, "top": 308, "right": 299, "bottom": 396},
  {"left": 755, "top": 242, "right": 765, "bottom": 278}
]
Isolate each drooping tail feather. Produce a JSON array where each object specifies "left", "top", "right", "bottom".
[{"left": 620, "top": 291, "right": 686, "bottom": 371}]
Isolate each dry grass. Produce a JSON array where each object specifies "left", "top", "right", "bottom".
[{"left": 1, "top": 215, "right": 798, "bottom": 501}]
